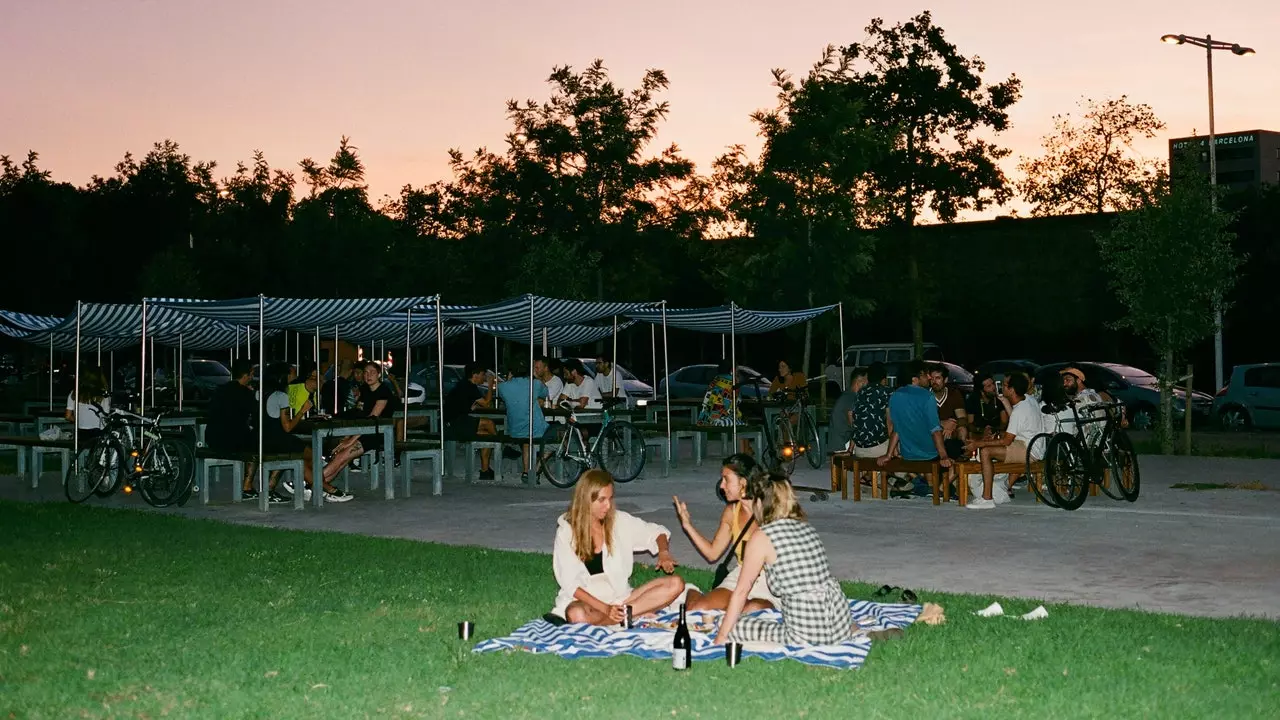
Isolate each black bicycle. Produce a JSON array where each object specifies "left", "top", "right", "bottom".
[
  {"left": 760, "top": 389, "right": 822, "bottom": 475},
  {"left": 1031, "top": 400, "right": 1139, "bottom": 511},
  {"left": 65, "top": 406, "right": 196, "bottom": 508}
]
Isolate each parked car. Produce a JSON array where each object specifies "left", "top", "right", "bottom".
[
  {"left": 975, "top": 359, "right": 1041, "bottom": 388},
  {"left": 1214, "top": 363, "right": 1280, "bottom": 430},
  {"left": 575, "top": 358, "right": 654, "bottom": 409},
  {"left": 1034, "top": 362, "right": 1213, "bottom": 430},
  {"left": 657, "top": 364, "right": 771, "bottom": 400},
  {"left": 409, "top": 363, "right": 466, "bottom": 401},
  {"left": 154, "top": 358, "right": 233, "bottom": 402}
]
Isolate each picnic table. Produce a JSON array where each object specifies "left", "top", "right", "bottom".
[{"left": 300, "top": 417, "right": 396, "bottom": 507}]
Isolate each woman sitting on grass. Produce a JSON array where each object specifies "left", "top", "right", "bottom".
[
  {"left": 713, "top": 473, "right": 854, "bottom": 646},
  {"left": 672, "top": 454, "right": 778, "bottom": 614},
  {"left": 550, "top": 469, "right": 686, "bottom": 626}
]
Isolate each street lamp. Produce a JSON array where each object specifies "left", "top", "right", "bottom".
[{"left": 1159, "top": 32, "right": 1255, "bottom": 392}]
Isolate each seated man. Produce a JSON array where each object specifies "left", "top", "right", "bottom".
[
  {"left": 851, "top": 362, "right": 893, "bottom": 459},
  {"left": 963, "top": 372, "right": 1043, "bottom": 510},
  {"left": 443, "top": 361, "right": 499, "bottom": 480},
  {"left": 535, "top": 356, "right": 564, "bottom": 408},
  {"left": 828, "top": 367, "right": 866, "bottom": 453},
  {"left": 205, "top": 360, "right": 280, "bottom": 501},
  {"left": 594, "top": 354, "right": 628, "bottom": 405},
  {"left": 966, "top": 372, "right": 1008, "bottom": 437},
  {"left": 496, "top": 364, "right": 555, "bottom": 483},
  {"left": 561, "top": 359, "right": 602, "bottom": 410},
  {"left": 878, "top": 360, "right": 954, "bottom": 483},
  {"left": 928, "top": 363, "right": 968, "bottom": 459}
]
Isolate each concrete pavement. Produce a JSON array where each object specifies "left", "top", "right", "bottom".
[{"left": 5, "top": 451, "right": 1279, "bottom": 620}]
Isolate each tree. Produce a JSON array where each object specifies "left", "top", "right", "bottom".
[
  {"left": 1096, "top": 162, "right": 1241, "bottom": 453},
  {"left": 841, "top": 11, "right": 1022, "bottom": 354},
  {"left": 1018, "top": 96, "right": 1166, "bottom": 216},
  {"left": 712, "top": 47, "right": 888, "bottom": 374},
  {"left": 421, "top": 60, "right": 708, "bottom": 302}
]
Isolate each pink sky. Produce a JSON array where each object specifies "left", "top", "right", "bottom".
[{"left": 2, "top": 1, "right": 1276, "bottom": 218}]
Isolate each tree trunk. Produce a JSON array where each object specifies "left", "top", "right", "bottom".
[
  {"left": 1160, "top": 346, "right": 1175, "bottom": 455},
  {"left": 802, "top": 218, "right": 814, "bottom": 378}
]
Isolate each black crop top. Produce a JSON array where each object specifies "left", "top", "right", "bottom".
[{"left": 584, "top": 550, "right": 604, "bottom": 575}]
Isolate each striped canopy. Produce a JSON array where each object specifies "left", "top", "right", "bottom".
[
  {"left": 0, "top": 310, "right": 63, "bottom": 333},
  {"left": 475, "top": 320, "right": 635, "bottom": 347},
  {"left": 438, "top": 294, "right": 657, "bottom": 327},
  {"left": 148, "top": 296, "right": 433, "bottom": 331},
  {"left": 626, "top": 303, "right": 838, "bottom": 334},
  {"left": 336, "top": 316, "right": 468, "bottom": 346},
  {"left": 0, "top": 326, "right": 138, "bottom": 352}
]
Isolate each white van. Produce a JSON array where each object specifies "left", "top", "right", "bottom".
[{"left": 841, "top": 343, "right": 941, "bottom": 388}]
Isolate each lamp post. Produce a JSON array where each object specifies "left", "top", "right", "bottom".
[{"left": 1159, "top": 33, "right": 1255, "bottom": 392}]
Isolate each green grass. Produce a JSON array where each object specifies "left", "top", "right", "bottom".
[
  {"left": 1131, "top": 438, "right": 1280, "bottom": 459},
  {"left": 1, "top": 502, "right": 1277, "bottom": 719}
]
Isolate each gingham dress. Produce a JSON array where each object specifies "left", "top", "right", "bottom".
[{"left": 726, "top": 518, "right": 854, "bottom": 645}]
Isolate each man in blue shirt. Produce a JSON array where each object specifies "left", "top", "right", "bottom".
[
  {"left": 879, "top": 359, "right": 953, "bottom": 472},
  {"left": 496, "top": 363, "right": 553, "bottom": 483}
]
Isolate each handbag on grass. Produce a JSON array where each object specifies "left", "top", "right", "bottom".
[{"left": 712, "top": 515, "right": 755, "bottom": 587}]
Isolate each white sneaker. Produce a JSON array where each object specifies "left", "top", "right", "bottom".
[
  {"left": 1021, "top": 605, "right": 1049, "bottom": 621},
  {"left": 324, "top": 489, "right": 354, "bottom": 503},
  {"left": 303, "top": 486, "right": 313, "bottom": 502},
  {"left": 966, "top": 497, "right": 996, "bottom": 509},
  {"left": 975, "top": 602, "right": 1004, "bottom": 617}
]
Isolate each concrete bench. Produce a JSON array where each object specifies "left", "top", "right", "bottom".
[
  {"left": 396, "top": 441, "right": 444, "bottom": 497},
  {"left": 0, "top": 434, "right": 75, "bottom": 489},
  {"left": 195, "top": 449, "right": 306, "bottom": 510}
]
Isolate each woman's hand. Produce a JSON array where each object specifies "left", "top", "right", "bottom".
[
  {"left": 711, "top": 631, "right": 727, "bottom": 645},
  {"left": 655, "top": 549, "right": 677, "bottom": 574},
  {"left": 607, "top": 604, "right": 627, "bottom": 624},
  {"left": 672, "top": 496, "right": 691, "bottom": 527}
]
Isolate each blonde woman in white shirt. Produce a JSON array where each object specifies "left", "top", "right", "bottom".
[{"left": 550, "top": 469, "right": 685, "bottom": 626}]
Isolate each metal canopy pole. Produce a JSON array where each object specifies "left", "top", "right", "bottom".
[
  {"left": 730, "top": 303, "right": 737, "bottom": 446},
  {"left": 47, "top": 334, "right": 53, "bottom": 410},
  {"left": 333, "top": 325, "right": 339, "bottom": 413},
  {"left": 527, "top": 297, "right": 535, "bottom": 476},
  {"left": 140, "top": 299, "right": 148, "bottom": 415},
  {"left": 610, "top": 316, "right": 618, "bottom": 399},
  {"left": 436, "top": 299, "right": 445, "bottom": 473},
  {"left": 257, "top": 295, "right": 266, "bottom": 511},
  {"left": 471, "top": 323, "right": 477, "bottom": 361},
  {"left": 661, "top": 302, "right": 671, "bottom": 457},
  {"left": 403, "top": 308, "right": 411, "bottom": 441},
  {"left": 178, "top": 334, "right": 184, "bottom": 410},
  {"left": 838, "top": 302, "right": 846, "bottom": 391},
  {"left": 73, "top": 301, "right": 81, "bottom": 455}
]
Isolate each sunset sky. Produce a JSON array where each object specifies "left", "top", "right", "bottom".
[{"left": 2, "top": 1, "right": 1276, "bottom": 218}]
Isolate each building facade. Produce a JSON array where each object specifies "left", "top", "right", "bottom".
[{"left": 1169, "top": 130, "right": 1280, "bottom": 190}]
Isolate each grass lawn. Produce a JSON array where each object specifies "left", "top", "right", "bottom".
[{"left": 1, "top": 502, "right": 1277, "bottom": 719}]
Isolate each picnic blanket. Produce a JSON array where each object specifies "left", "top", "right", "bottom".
[{"left": 473, "top": 599, "right": 922, "bottom": 669}]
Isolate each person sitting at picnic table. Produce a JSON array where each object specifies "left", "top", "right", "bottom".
[
  {"left": 673, "top": 453, "right": 778, "bottom": 614},
  {"left": 595, "top": 354, "right": 628, "bottom": 404},
  {"left": 713, "top": 472, "right": 854, "bottom": 646},
  {"left": 851, "top": 362, "right": 893, "bottom": 458},
  {"left": 697, "top": 360, "right": 743, "bottom": 427},
  {"left": 286, "top": 361, "right": 317, "bottom": 417},
  {"left": 324, "top": 361, "right": 398, "bottom": 486},
  {"left": 444, "top": 361, "right": 498, "bottom": 480},
  {"left": 65, "top": 365, "right": 110, "bottom": 446},
  {"left": 828, "top": 367, "right": 867, "bottom": 453},
  {"left": 962, "top": 371, "right": 1043, "bottom": 510},
  {"left": 535, "top": 356, "right": 564, "bottom": 409},
  {"left": 878, "top": 359, "right": 955, "bottom": 490},
  {"left": 562, "top": 359, "right": 602, "bottom": 410},
  {"left": 966, "top": 372, "right": 1008, "bottom": 437},
  {"left": 768, "top": 360, "right": 807, "bottom": 400},
  {"left": 320, "top": 360, "right": 356, "bottom": 415},
  {"left": 205, "top": 360, "right": 270, "bottom": 501},
  {"left": 263, "top": 363, "right": 352, "bottom": 503},
  {"left": 550, "top": 469, "right": 685, "bottom": 626},
  {"left": 496, "top": 361, "right": 556, "bottom": 483}
]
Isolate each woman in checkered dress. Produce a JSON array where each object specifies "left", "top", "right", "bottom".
[{"left": 712, "top": 473, "right": 854, "bottom": 646}]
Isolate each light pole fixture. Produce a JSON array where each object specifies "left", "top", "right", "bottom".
[{"left": 1159, "top": 32, "right": 1255, "bottom": 392}]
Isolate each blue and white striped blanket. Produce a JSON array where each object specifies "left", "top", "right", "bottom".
[{"left": 473, "top": 599, "right": 921, "bottom": 669}]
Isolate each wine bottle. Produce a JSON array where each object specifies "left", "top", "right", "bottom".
[{"left": 672, "top": 603, "right": 691, "bottom": 670}]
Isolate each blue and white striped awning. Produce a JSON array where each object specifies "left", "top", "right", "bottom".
[
  {"left": 0, "top": 310, "right": 63, "bottom": 332},
  {"left": 148, "top": 296, "right": 433, "bottom": 331},
  {"left": 336, "top": 316, "right": 468, "bottom": 346},
  {"left": 627, "top": 304, "right": 838, "bottom": 334},
  {"left": 1, "top": 304, "right": 275, "bottom": 351},
  {"left": 475, "top": 320, "right": 636, "bottom": 347},
  {"left": 439, "top": 294, "right": 657, "bottom": 327},
  {"left": 0, "top": 327, "right": 138, "bottom": 353}
]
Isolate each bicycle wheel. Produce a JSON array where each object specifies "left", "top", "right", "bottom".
[
  {"left": 596, "top": 421, "right": 646, "bottom": 483},
  {"left": 1106, "top": 430, "right": 1141, "bottom": 502},
  {"left": 139, "top": 437, "right": 195, "bottom": 508},
  {"left": 773, "top": 415, "right": 797, "bottom": 476},
  {"left": 64, "top": 437, "right": 118, "bottom": 503},
  {"left": 542, "top": 452, "right": 589, "bottom": 489},
  {"left": 1045, "top": 433, "right": 1090, "bottom": 511},
  {"left": 1026, "top": 433, "right": 1058, "bottom": 508},
  {"left": 800, "top": 412, "right": 823, "bottom": 469}
]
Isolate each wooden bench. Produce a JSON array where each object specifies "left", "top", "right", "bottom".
[
  {"left": 830, "top": 453, "right": 944, "bottom": 504},
  {"left": 0, "top": 434, "right": 75, "bottom": 489},
  {"left": 195, "top": 448, "right": 306, "bottom": 510},
  {"left": 949, "top": 460, "right": 1104, "bottom": 506}
]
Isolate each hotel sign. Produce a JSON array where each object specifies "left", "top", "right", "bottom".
[{"left": 1172, "top": 133, "right": 1257, "bottom": 150}]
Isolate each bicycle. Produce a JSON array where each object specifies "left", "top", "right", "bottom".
[
  {"left": 65, "top": 405, "right": 197, "bottom": 508},
  {"left": 539, "top": 398, "right": 647, "bottom": 488},
  {"left": 760, "top": 389, "right": 822, "bottom": 475},
  {"left": 1030, "top": 400, "right": 1140, "bottom": 511}
]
